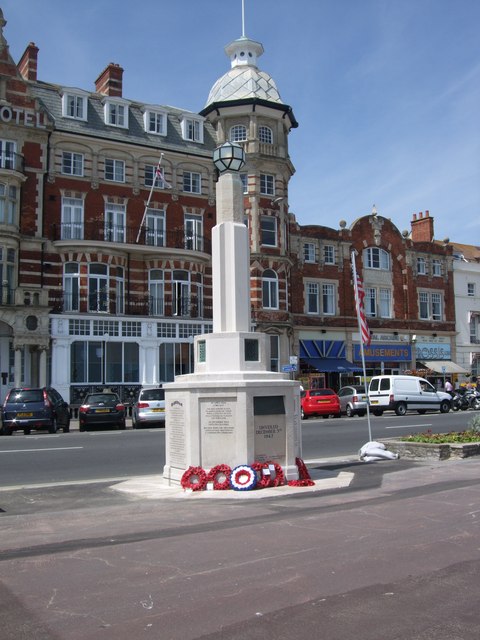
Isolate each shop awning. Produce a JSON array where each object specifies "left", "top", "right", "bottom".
[
  {"left": 419, "top": 360, "right": 469, "bottom": 375},
  {"left": 301, "top": 357, "right": 362, "bottom": 373}
]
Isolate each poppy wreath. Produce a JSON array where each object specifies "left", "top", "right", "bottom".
[
  {"left": 181, "top": 466, "right": 207, "bottom": 491},
  {"left": 252, "top": 461, "right": 285, "bottom": 488},
  {"left": 287, "top": 457, "right": 315, "bottom": 487},
  {"left": 206, "top": 464, "right": 232, "bottom": 490},
  {"left": 230, "top": 465, "right": 257, "bottom": 491}
]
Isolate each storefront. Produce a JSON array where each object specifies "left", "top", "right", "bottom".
[{"left": 299, "top": 339, "right": 361, "bottom": 390}]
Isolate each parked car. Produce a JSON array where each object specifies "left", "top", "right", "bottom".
[
  {"left": 132, "top": 387, "right": 165, "bottom": 428},
  {"left": 1, "top": 387, "right": 70, "bottom": 435},
  {"left": 301, "top": 388, "right": 341, "bottom": 419},
  {"left": 337, "top": 385, "right": 368, "bottom": 417},
  {"left": 78, "top": 392, "right": 126, "bottom": 431},
  {"left": 368, "top": 375, "right": 451, "bottom": 416}
]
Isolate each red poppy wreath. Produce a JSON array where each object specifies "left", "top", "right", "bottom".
[{"left": 181, "top": 466, "right": 207, "bottom": 491}]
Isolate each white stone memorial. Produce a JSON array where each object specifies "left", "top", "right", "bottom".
[{"left": 162, "top": 142, "right": 302, "bottom": 486}]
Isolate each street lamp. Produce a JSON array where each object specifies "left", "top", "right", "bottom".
[{"left": 213, "top": 141, "right": 245, "bottom": 173}]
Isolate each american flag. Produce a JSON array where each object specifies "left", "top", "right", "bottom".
[{"left": 354, "top": 274, "right": 371, "bottom": 346}]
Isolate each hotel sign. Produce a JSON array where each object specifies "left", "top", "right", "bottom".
[
  {"left": 354, "top": 344, "right": 412, "bottom": 362},
  {"left": 0, "top": 106, "right": 47, "bottom": 129}
]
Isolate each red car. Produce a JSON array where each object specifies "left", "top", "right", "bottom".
[{"left": 301, "top": 388, "right": 341, "bottom": 419}]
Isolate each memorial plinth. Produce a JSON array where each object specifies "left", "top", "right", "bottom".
[{"left": 163, "top": 143, "right": 301, "bottom": 486}]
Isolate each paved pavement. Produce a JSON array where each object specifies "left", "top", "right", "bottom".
[{"left": 1, "top": 456, "right": 480, "bottom": 639}]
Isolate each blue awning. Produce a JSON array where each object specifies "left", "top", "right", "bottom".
[{"left": 301, "top": 357, "right": 362, "bottom": 373}]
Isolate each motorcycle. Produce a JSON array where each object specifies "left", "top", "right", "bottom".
[
  {"left": 451, "top": 391, "right": 470, "bottom": 411},
  {"left": 466, "top": 389, "right": 480, "bottom": 411}
]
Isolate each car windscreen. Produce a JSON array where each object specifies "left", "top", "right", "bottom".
[
  {"left": 141, "top": 389, "right": 165, "bottom": 401},
  {"left": 7, "top": 389, "right": 44, "bottom": 403}
]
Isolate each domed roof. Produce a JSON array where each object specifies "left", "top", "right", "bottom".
[{"left": 205, "top": 36, "right": 284, "bottom": 107}]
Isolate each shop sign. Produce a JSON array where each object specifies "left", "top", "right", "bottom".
[
  {"left": 0, "top": 106, "right": 46, "bottom": 129},
  {"left": 415, "top": 342, "right": 451, "bottom": 360},
  {"left": 354, "top": 344, "right": 412, "bottom": 362}
]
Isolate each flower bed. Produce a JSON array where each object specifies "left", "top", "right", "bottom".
[{"left": 378, "top": 439, "right": 480, "bottom": 461}]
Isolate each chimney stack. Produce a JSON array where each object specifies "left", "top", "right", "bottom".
[
  {"left": 411, "top": 210, "right": 434, "bottom": 243},
  {"left": 95, "top": 63, "right": 124, "bottom": 97},
  {"left": 18, "top": 42, "right": 39, "bottom": 81}
]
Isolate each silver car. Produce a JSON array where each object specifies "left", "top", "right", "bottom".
[
  {"left": 132, "top": 387, "right": 165, "bottom": 428},
  {"left": 337, "top": 385, "right": 368, "bottom": 417}
]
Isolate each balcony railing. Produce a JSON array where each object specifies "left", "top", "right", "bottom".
[
  {"left": 49, "top": 291, "right": 212, "bottom": 319},
  {"left": 53, "top": 223, "right": 211, "bottom": 254},
  {"left": 0, "top": 152, "right": 25, "bottom": 173}
]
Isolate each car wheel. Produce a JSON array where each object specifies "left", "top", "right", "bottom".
[
  {"left": 23, "top": 428, "right": 31, "bottom": 435},
  {"left": 440, "top": 400, "right": 451, "bottom": 414},
  {"left": 358, "top": 411, "right": 366, "bottom": 417},
  {"left": 346, "top": 405, "right": 354, "bottom": 418},
  {"left": 48, "top": 418, "right": 58, "bottom": 434},
  {"left": 63, "top": 424, "right": 70, "bottom": 433},
  {"left": 395, "top": 402, "right": 407, "bottom": 417},
  {"left": 118, "top": 421, "right": 126, "bottom": 430}
]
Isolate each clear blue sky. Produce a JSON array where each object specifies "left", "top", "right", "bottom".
[{"left": 4, "top": 0, "right": 479, "bottom": 245}]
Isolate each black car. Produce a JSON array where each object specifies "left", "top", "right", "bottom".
[
  {"left": 79, "top": 392, "right": 126, "bottom": 431},
  {"left": 1, "top": 387, "right": 70, "bottom": 435}
]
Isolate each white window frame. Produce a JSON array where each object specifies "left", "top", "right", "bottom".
[
  {"left": 240, "top": 173, "right": 248, "bottom": 194},
  {"left": 61, "top": 196, "right": 84, "bottom": 240},
  {"left": 262, "top": 269, "right": 279, "bottom": 310},
  {"left": 270, "top": 335, "right": 279, "bottom": 372},
  {"left": 0, "top": 183, "right": 17, "bottom": 225},
  {"left": 306, "top": 282, "right": 319, "bottom": 314},
  {"left": 88, "top": 263, "right": 109, "bottom": 313},
  {"left": 260, "top": 174, "right": 275, "bottom": 196},
  {"left": 63, "top": 262, "right": 80, "bottom": 312},
  {"left": 104, "top": 202, "right": 126, "bottom": 243},
  {"left": 143, "top": 109, "right": 167, "bottom": 135},
  {"left": 144, "top": 164, "right": 166, "bottom": 188},
  {"left": 258, "top": 126, "right": 273, "bottom": 144},
  {"left": 229, "top": 124, "right": 247, "bottom": 142},
  {"left": 365, "top": 247, "right": 390, "bottom": 270},
  {"left": 149, "top": 269, "right": 164, "bottom": 316},
  {"left": 323, "top": 245, "right": 335, "bottom": 264},
  {"left": 115, "top": 266, "right": 125, "bottom": 315},
  {"left": 105, "top": 158, "right": 125, "bottom": 183},
  {"left": 184, "top": 213, "right": 203, "bottom": 251},
  {"left": 62, "top": 91, "right": 88, "bottom": 121},
  {"left": 432, "top": 259, "right": 442, "bottom": 277},
  {"left": 180, "top": 116, "right": 204, "bottom": 143},
  {"left": 417, "top": 257, "right": 427, "bottom": 275},
  {"left": 419, "top": 290, "right": 443, "bottom": 321},
  {"left": 260, "top": 216, "right": 277, "bottom": 247},
  {"left": 322, "top": 283, "right": 336, "bottom": 315},
  {"left": 61, "top": 151, "right": 84, "bottom": 177},
  {"left": 303, "top": 242, "right": 316, "bottom": 263},
  {"left": 0, "top": 140, "right": 16, "bottom": 170},
  {"left": 467, "top": 283, "right": 475, "bottom": 297},
  {"left": 145, "top": 209, "right": 166, "bottom": 247},
  {"left": 104, "top": 99, "right": 129, "bottom": 128},
  {"left": 183, "top": 171, "right": 201, "bottom": 194}
]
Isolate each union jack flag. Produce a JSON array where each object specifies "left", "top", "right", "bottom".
[
  {"left": 354, "top": 274, "right": 371, "bottom": 346},
  {"left": 155, "top": 166, "right": 172, "bottom": 189}
]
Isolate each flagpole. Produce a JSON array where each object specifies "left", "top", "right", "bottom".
[
  {"left": 135, "top": 153, "right": 164, "bottom": 244},
  {"left": 351, "top": 251, "right": 373, "bottom": 442}
]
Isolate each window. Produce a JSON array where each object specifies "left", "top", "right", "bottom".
[
  {"left": 61, "top": 197, "right": 84, "bottom": 240},
  {"left": 143, "top": 109, "right": 166, "bottom": 135},
  {"left": 0, "top": 140, "right": 16, "bottom": 169},
  {"left": 61, "top": 151, "right": 84, "bottom": 176},
  {"left": 183, "top": 171, "right": 201, "bottom": 194},
  {"left": 0, "top": 184, "right": 17, "bottom": 224},
  {"left": 88, "top": 263, "right": 109, "bottom": 313},
  {"left": 366, "top": 286, "right": 392, "bottom": 318},
  {"left": 230, "top": 125, "right": 247, "bottom": 142},
  {"left": 145, "top": 164, "right": 166, "bottom": 188},
  {"left": 323, "top": 245, "right": 335, "bottom": 264},
  {"left": 105, "top": 158, "right": 125, "bottom": 182},
  {"left": 432, "top": 259, "right": 442, "bottom": 277},
  {"left": 195, "top": 273, "right": 204, "bottom": 318},
  {"left": 270, "top": 335, "right": 279, "bottom": 372},
  {"left": 258, "top": 126, "right": 273, "bottom": 144},
  {"left": 62, "top": 92, "right": 87, "bottom": 120},
  {"left": 145, "top": 210, "right": 166, "bottom": 247},
  {"left": 306, "top": 282, "right": 319, "bottom": 314},
  {"left": 71, "top": 341, "right": 139, "bottom": 384},
  {"left": 181, "top": 116, "right": 203, "bottom": 143},
  {"left": 63, "top": 262, "right": 80, "bottom": 312},
  {"left": 379, "top": 288, "right": 392, "bottom": 318},
  {"left": 104, "top": 203, "right": 125, "bottom": 243},
  {"left": 172, "top": 270, "right": 190, "bottom": 316},
  {"left": 159, "top": 342, "right": 193, "bottom": 382},
  {"left": 303, "top": 242, "right": 315, "bottom": 263},
  {"left": 115, "top": 267, "right": 124, "bottom": 315},
  {"left": 149, "top": 269, "right": 164, "bottom": 316},
  {"left": 104, "top": 100, "right": 128, "bottom": 128},
  {"left": 468, "top": 283, "right": 476, "bottom": 297},
  {"left": 260, "top": 216, "right": 277, "bottom": 246},
  {"left": 470, "top": 314, "right": 480, "bottom": 344},
  {"left": 0, "top": 246, "right": 15, "bottom": 303},
  {"left": 260, "top": 174, "right": 275, "bottom": 196},
  {"left": 419, "top": 291, "right": 443, "bottom": 321},
  {"left": 184, "top": 213, "right": 203, "bottom": 251},
  {"left": 365, "top": 247, "right": 390, "bottom": 270},
  {"left": 240, "top": 173, "right": 248, "bottom": 194},
  {"left": 262, "top": 269, "right": 278, "bottom": 309},
  {"left": 322, "top": 283, "right": 335, "bottom": 315},
  {"left": 417, "top": 257, "right": 427, "bottom": 275}
]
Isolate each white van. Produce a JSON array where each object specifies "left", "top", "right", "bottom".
[{"left": 368, "top": 375, "right": 452, "bottom": 416}]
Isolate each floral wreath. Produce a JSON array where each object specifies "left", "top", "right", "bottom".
[
  {"left": 205, "top": 464, "right": 232, "bottom": 490},
  {"left": 180, "top": 466, "right": 207, "bottom": 491},
  {"left": 287, "top": 457, "right": 315, "bottom": 487},
  {"left": 251, "top": 461, "right": 285, "bottom": 488},
  {"left": 230, "top": 465, "right": 257, "bottom": 491}
]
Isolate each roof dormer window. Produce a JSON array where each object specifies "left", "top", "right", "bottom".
[
  {"left": 143, "top": 108, "right": 167, "bottom": 135},
  {"left": 62, "top": 90, "right": 88, "bottom": 121},
  {"left": 180, "top": 115, "right": 204, "bottom": 143},
  {"left": 104, "top": 98, "right": 129, "bottom": 129}
]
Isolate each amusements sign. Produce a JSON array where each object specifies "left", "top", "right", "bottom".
[{"left": 200, "top": 399, "right": 237, "bottom": 468}]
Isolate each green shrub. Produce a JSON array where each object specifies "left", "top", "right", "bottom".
[{"left": 401, "top": 427, "right": 480, "bottom": 444}]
